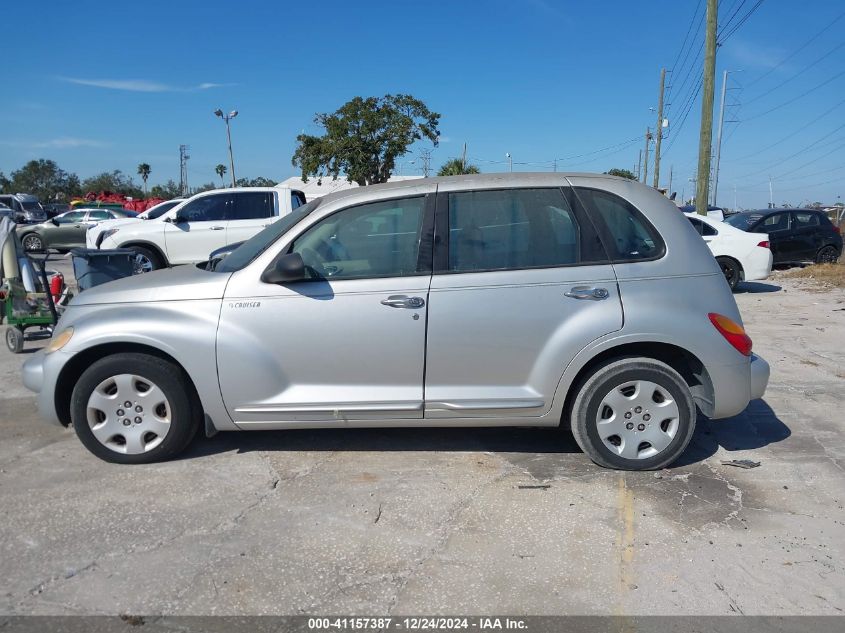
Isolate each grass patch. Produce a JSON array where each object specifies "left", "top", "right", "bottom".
[{"left": 783, "top": 261, "right": 845, "bottom": 288}]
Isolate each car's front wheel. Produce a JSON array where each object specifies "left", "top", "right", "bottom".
[
  {"left": 570, "top": 357, "right": 697, "bottom": 470},
  {"left": 131, "top": 246, "right": 164, "bottom": 274},
  {"left": 21, "top": 233, "right": 44, "bottom": 253},
  {"left": 70, "top": 353, "right": 200, "bottom": 464}
]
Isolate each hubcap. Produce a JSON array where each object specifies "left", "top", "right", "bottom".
[
  {"left": 23, "top": 235, "right": 42, "bottom": 251},
  {"left": 720, "top": 261, "right": 736, "bottom": 284},
  {"left": 819, "top": 248, "right": 838, "bottom": 264},
  {"left": 86, "top": 374, "right": 171, "bottom": 454},
  {"left": 596, "top": 380, "right": 680, "bottom": 460},
  {"left": 133, "top": 253, "right": 153, "bottom": 274}
]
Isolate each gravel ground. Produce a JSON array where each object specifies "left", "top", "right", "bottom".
[{"left": 0, "top": 257, "right": 843, "bottom": 616}]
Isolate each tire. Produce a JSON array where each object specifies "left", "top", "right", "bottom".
[
  {"left": 131, "top": 246, "right": 164, "bottom": 274},
  {"left": 570, "top": 357, "right": 697, "bottom": 471},
  {"left": 5, "top": 326, "right": 24, "bottom": 354},
  {"left": 21, "top": 233, "right": 44, "bottom": 253},
  {"left": 716, "top": 256, "right": 741, "bottom": 291},
  {"left": 70, "top": 353, "right": 200, "bottom": 464},
  {"left": 816, "top": 245, "right": 839, "bottom": 264}
]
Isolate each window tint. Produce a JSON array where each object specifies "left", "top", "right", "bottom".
[
  {"left": 88, "top": 210, "right": 111, "bottom": 221},
  {"left": 447, "top": 188, "right": 587, "bottom": 272},
  {"left": 292, "top": 191, "right": 306, "bottom": 209},
  {"left": 576, "top": 188, "right": 664, "bottom": 261},
  {"left": 758, "top": 213, "right": 789, "bottom": 232},
  {"left": 178, "top": 194, "right": 229, "bottom": 222},
  {"left": 290, "top": 196, "right": 425, "bottom": 280},
  {"left": 58, "top": 211, "right": 86, "bottom": 223},
  {"left": 793, "top": 212, "right": 820, "bottom": 227},
  {"left": 230, "top": 192, "right": 273, "bottom": 220},
  {"left": 687, "top": 217, "right": 718, "bottom": 236}
]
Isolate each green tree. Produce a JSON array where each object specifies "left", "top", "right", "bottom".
[
  {"left": 149, "top": 179, "right": 182, "bottom": 199},
  {"left": 437, "top": 158, "right": 480, "bottom": 176},
  {"left": 6, "top": 159, "right": 81, "bottom": 201},
  {"left": 137, "top": 163, "right": 151, "bottom": 196},
  {"left": 234, "top": 176, "right": 278, "bottom": 187},
  {"left": 292, "top": 94, "right": 440, "bottom": 186},
  {"left": 0, "top": 172, "right": 11, "bottom": 193},
  {"left": 192, "top": 182, "right": 217, "bottom": 194},
  {"left": 605, "top": 168, "right": 637, "bottom": 180},
  {"left": 214, "top": 164, "right": 228, "bottom": 187},
  {"left": 82, "top": 170, "right": 143, "bottom": 198}
]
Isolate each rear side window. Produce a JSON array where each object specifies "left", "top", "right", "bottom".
[
  {"left": 793, "top": 212, "right": 820, "bottom": 227},
  {"left": 230, "top": 192, "right": 273, "bottom": 220},
  {"left": 576, "top": 188, "right": 664, "bottom": 261},
  {"left": 89, "top": 210, "right": 111, "bottom": 221},
  {"left": 292, "top": 191, "right": 307, "bottom": 209},
  {"left": 687, "top": 217, "right": 718, "bottom": 236},
  {"left": 447, "top": 188, "right": 602, "bottom": 272}
]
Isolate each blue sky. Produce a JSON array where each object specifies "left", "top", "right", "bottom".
[{"left": 1, "top": 0, "right": 843, "bottom": 208}]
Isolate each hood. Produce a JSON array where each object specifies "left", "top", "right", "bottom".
[
  {"left": 91, "top": 217, "right": 141, "bottom": 232},
  {"left": 71, "top": 263, "right": 231, "bottom": 306}
]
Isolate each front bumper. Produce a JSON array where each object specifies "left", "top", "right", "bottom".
[{"left": 22, "top": 349, "right": 67, "bottom": 426}]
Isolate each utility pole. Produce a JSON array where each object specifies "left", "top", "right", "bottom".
[
  {"left": 642, "top": 127, "right": 652, "bottom": 184},
  {"left": 179, "top": 145, "right": 190, "bottom": 197},
  {"left": 769, "top": 176, "right": 774, "bottom": 208},
  {"left": 695, "top": 0, "right": 718, "bottom": 216},
  {"left": 653, "top": 68, "right": 667, "bottom": 189},
  {"left": 461, "top": 142, "right": 468, "bottom": 172},
  {"left": 712, "top": 69, "right": 729, "bottom": 206},
  {"left": 636, "top": 149, "right": 642, "bottom": 181},
  {"left": 669, "top": 165, "right": 673, "bottom": 196}
]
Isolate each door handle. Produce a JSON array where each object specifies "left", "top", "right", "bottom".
[
  {"left": 380, "top": 295, "right": 425, "bottom": 309},
  {"left": 210, "top": 226, "right": 225, "bottom": 231},
  {"left": 565, "top": 286, "right": 610, "bottom": 300}
]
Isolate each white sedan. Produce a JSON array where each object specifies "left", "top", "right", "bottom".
[{"left": 685, "top": 212, "right": 773, "bottom": 290}]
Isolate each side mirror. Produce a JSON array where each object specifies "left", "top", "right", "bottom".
[
  {"left": 261, "top": 252, "right": 306, "bottom": 284},
  {"left": 50, "top": 218, "right": 59, "bottom": 226}
]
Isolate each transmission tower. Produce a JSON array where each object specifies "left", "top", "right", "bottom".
[
  {"left": 179, "top": 145, "right": 191, "bottom": 196},
  {"left": 418, "top": 149, "right": 432, "bottom": 178}
]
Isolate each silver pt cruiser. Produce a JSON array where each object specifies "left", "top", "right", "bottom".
[{"left": 22, "top": 173, "right": 769, "bottom": 470}]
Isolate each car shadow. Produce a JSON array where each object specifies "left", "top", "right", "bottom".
[
  {"left": 181, "top": 398, "right": 790, "bottom": 469},
  {"left": 735, "top": 281, "right": 782, "bottom": 294}
]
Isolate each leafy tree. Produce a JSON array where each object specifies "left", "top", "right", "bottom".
[
  {"left": 292, "top": 94, "right": 441, "bottom": 186},
  {"left": 5, "top": 159, "right": 81, "bottom": 201},
  {"left": 192, "top": 182, "right": 217, "bottom": 194},
  {"left": 82, "top": 170, "right": 143, "bottom": 198},
  {"left": 214, "top": 164, "right": 228, "bottom": 187},
  {"left": 0, "top": 172, "right": 11, "bottom": 192},
  {"left": 137, "top": 163, "right": 151, "bottom": 195},
  {"left": 149, "top": 179, "right": 182, "bottom": 199},
  {"left": 437, "top": 158, "right": 480, "bottom": 176},
  {"left": 605, "top": 168, "right": 637, "bottom": 180},
  {"left": 235, "top": 176, "right": 277, "bottom": 187}
]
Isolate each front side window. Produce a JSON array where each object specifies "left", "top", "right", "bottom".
[
  {"left": 230, "top": 192, "right": 273, "bottom": 220},
  {"left": 757, "top": 213, "right": 789, "bottom": 232},
  {"left": 576, "top": 188, "right": 664, "bottom": 261},
  {"left": 290, "top": 196, "right": 425, "bottom": 280},
  {"left": 448, "top": 188, "right": 588, "bottom": 272},
  {"left": 178, "top": 195, "right": 229, "bottom": 222}
]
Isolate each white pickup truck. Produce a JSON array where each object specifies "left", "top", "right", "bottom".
[{"left": 87, "top": 186, "right": 306, "bottom": 272}]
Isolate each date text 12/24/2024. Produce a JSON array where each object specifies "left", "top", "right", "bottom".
[{"left": 308, "top": 618, "right": 528, "bottom": 630}]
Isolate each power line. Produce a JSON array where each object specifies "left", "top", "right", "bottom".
[
  {"left": 666, "top": 0, "right": 704, "bottom": 104},
  {"left": 718, "top": 0, "right": 766, "bottom": 44},
  {"left": 717, "top": 0, "right": 749, "bottom": 40},
  {"left": 743, "top": 68, "right": 845, "bottom": 121},
  {"left": 744, "top": 40, "right": 845, "bottom": 105},
  {"left": 734, "top": 126, "right": 845, "bottom": 180}
]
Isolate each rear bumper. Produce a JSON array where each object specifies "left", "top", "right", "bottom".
[
  {"left": 707, "top": 352, "right": 770, "bottom": 419},
  {"left": 750, "top": 353, "right": 770, "bottom": 400},
  {"left": 743, "top": 249, "right": 773, "bottom": 282}
]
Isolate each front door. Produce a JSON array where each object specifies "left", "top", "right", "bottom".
[
  {"left": 164, "top": 192, "right": 231, "bottom": 264},
  {"left": 51, "top": 210, "right": 89, "bottom": 249},
  {"left": 424, "top": 186, "right": 624, "bottom": 419},
  {"left": 217, "top": 193, "right": 433, "bottom": 426}
]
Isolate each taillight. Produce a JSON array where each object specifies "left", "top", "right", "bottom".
[
  {"left": 708, "top": 313, "right": 753, "bottom": 356},
  {"left": 833, "top": 226, "right": 841, "bottom": 235},
  {"left": 757, "top": 240, "right": 769, "bottom": 248}
]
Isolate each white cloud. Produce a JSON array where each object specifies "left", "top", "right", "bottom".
[
  {"left": 60, "top": 77, "right": 235, "bottom": 92},
  {"left": 0, "top": 137, "right": 108, "bottom": 149}
]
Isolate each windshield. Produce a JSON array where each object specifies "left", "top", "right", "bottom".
[
  {"left": 215, "top": 198, "right": 321, "bottom": 273},
  {"left": 22, "top": 201, "right": 43, "bottom": 212},
  {"left": 146, "top": 201, "right": 179, "bottom": 219},
  {"left": 725, "top": 213, "right": 762, "bottom": 230}
]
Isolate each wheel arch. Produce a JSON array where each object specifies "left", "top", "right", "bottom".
[
  {"left": 560, "top": 341, "right": 715, "bottom": 425},
  {"left": 54, "top": 342, "right": 201, "bottom": 426}
]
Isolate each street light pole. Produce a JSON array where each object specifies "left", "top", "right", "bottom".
[
  {"left": 506, "top": 152, "right": 512, "bottom": 172},
  {"left": 214, "top": 109, "right": 238, "bottom": 187}
]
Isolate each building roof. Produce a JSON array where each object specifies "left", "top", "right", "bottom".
[{"left": 278, "top": 175, "right": 423, "bottom": 201}]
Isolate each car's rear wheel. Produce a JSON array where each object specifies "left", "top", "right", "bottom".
[
  {"left": 716, "top": 256, "right": 741, "bottom": 291},
  {"left": 816, "top": 245, "right": 839, "bottom": 264},
  {"left": 70, "top": 353, "right": 200, "bottom": 464},
  {"left": 570, "top": 357, "right": 696, "bottom": 470},
  {"left": 21, "top": 233, "right": 44, "bottom": 253},
  {"left": 131, "top": 246, "right": 164, "bottom": 274}
]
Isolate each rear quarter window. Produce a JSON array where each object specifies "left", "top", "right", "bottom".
[{"left": 575, "top": 188, "right": 665, "bottom": 262}]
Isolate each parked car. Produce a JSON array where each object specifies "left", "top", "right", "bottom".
[
  {"left": 678, "top": 205, "right": 729, "bottom": 221},
  {"left": 23, "top": 173, "right": 769, "bottom": 469},
  {"left": 85, "top": 199, "right": 186, "bottom": 259},
  {"left": 43, "top": 202, "right": 72, "bottom": 219},
  {"left": 724, "top": 208, "right": 842, "bottom": 265},
  {"left": 685, "top": 213, "right": 773, "bottom": 290},
  {"left": 0, "top": 193, "right": 47, "bottom": 224},
  {"left": 138, "top": 198, "right": 186, "bottom": 220},
  {"left": 88, "top": 187, "right": 307, "bottom": 273},
  {"left": 16, "top": 208, "right": 138, "bottom": 253}
]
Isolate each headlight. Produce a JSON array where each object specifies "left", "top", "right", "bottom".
[
  {"left": 99, "top": 228, "right": 119, "bottom": 241},
  {"left": 45, "top": 327, "right": 73, "bottom": 353}
]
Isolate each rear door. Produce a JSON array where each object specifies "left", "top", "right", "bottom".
[
  {"left": 752, "top": 212, "right": 791, "bottom": 263},
  {"left": 164, "top": 192, "right": 231, "bottom": 264},
  {"left": 790, "top": 211, "right": 822, "bottom": 260},
  {"left": 225, "top": 191, "right": 276, "bottom": 246},
  {"left": 424, "top": 185, "right": 622, "bottom": 419}
]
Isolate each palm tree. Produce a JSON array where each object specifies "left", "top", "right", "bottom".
[
  {"left": 437, "top": 158, "right": 480, "bottom": 177},
  {"left": 215, "top": 164, "right": 228, "bottom": 187},
  {"left": 137, "top": 163, "right": 151, "bottom": 196}
]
